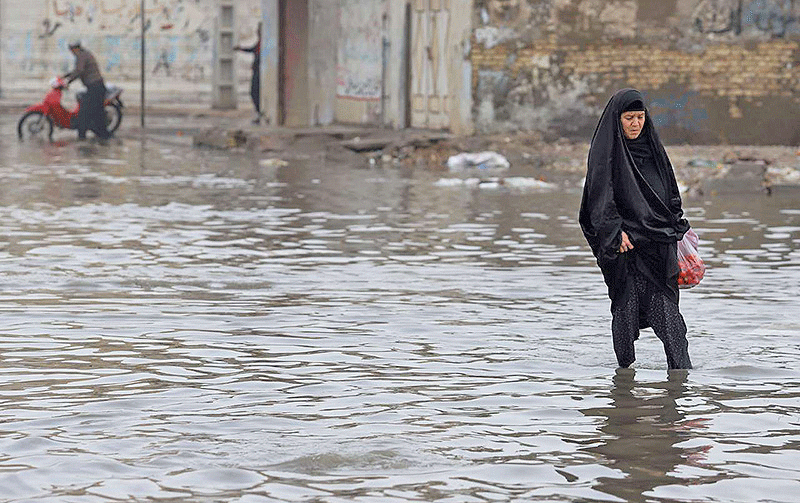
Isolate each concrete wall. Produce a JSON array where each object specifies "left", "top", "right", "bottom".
[
  {"left": 261, "top": 0, "right": 279, "bottom": 123},
  {"left": 471, "top": 0, "right": 800, "bottom": 144},
  {"left": 322, "top": 0, "right": 473, "bottom": 134},
  {"left": 447, "top": 0, "right": 475, "bottom": 135},
  {"left": 260, "top": 0, "right": 390, "bottom": 127},
  {"left": 0, "top": 0, "right": 260, "bottom": 106},
  {"left": 334, "top": 0, "right": 387, "bottom": 124},
  {"left": 283, "top": 0, "right": 310, "bottom": 126},
  {"left": 308, "top": 0, "right": 339, "bottom": 125}
]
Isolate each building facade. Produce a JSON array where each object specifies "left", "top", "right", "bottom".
[
  {"left": 2, "top": 1, "right": 799, "bottom": 143},
  {"left": 259, "top": 0, "right": 472, "bottom": 133},
  {"left": 470, "top": 0, "right": 800, "bottom": 144}
]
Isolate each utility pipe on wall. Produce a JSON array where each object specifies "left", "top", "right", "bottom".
[
  {"left": 381, "top": 12, "right": 389, "bottom": 128},
  {"left": 140, "top": 0, "right": 145, "bottom": 128},
  {"left": 0, "top": 0, "right": 4, "bottom": 99}
]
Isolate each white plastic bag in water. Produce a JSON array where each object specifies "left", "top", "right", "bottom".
[{"left": 446, "top": 151, "right": 510, "bottom": 171}]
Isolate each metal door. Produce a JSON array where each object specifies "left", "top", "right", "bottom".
[{"left": 411, "top": 0, "right": 451, "bottom": 129}]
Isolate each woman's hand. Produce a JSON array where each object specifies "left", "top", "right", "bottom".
[{"left": 618, "top": 231, "right": 634, "bottom": 253}]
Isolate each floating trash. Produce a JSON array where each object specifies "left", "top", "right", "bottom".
[
  {"left": 446, "top": 151, "right": 510, "bottom": 171},
  {"left": 260, "top": 158, "right": 289, "bottom": 167},
  {"left": 435, "top": 176, "right": 556, "bottom": 190}
]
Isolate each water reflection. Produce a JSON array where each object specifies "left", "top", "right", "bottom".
[{"left": 581, "top": 369, "right": 705, "bottom": 502}]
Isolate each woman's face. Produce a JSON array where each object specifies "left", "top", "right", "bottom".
[{"left": 620, "top": 111, "right": 645, "bottom": 139}]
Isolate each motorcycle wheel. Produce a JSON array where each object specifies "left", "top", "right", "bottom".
[
  {"left": 104, "top": 103, "right": 123, "bottom": 133},
  {"left": 18, "top": 111, "right": 54, "bottom": 141}
]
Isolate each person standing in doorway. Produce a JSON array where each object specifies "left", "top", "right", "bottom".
[
  {"left": 579, "top": 88, "right": 693, "bottom": 370},
  {"left": 234, "top": 22, "right": 263, "bottom": 124},
  {"left": 62, "top": 40, "right": 111, "bottom": 141}
]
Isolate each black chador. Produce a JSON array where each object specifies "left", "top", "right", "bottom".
[{"left": 579, "top": 89, "right": 693, "bottom": 370}]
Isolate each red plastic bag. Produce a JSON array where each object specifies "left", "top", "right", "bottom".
[{"left": 677, "top": 229, "right": 705, "bottom": 289}]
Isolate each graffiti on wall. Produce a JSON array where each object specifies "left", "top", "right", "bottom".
[
  {"left": 478, "top": 0, "right": 556, "bottom": 28},
  {"left": 2, "top": 0, "right": 264, "bottom": 89},
  {"left": 692, "top": 0, "right": 800, "bottom": 37},
  {"left": 336, "top": 0, "right": 383, "bottom": 99},
  {"left": 476, "top": 0, "right": 646, "bottom": 46},
  {"left": 475, "top": 0, "right": 553, "bottom": 47},
  {"left": 42, "top": 0, "right": 212, "bottom": 34},
  {"left": 693, "top": 0, "right": 741, "bottom": 33},
  {"left": 29, "top": 1, "right": 215, "bottom": 80},
  {"left": 743, "top": 0, "right": 800, "bottom": 36},
  {"left": 473, "top": 0, "right": 800, "bottom": 40},
  {"left": 485, "top": 0, "right": 532, "bottom": 26}
]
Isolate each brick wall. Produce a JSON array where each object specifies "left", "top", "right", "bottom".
[{"left": 471, "top": 0, "right": 800, "bottom": 145}]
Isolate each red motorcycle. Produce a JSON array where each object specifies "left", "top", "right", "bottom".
[{"left": 17, "top": 77, "right": 124, "bottom": 140}]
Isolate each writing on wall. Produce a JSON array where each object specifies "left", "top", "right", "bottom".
[
  {"left": 42, "top": 0, "right": 211, "bottom": 35},
  {"left": 694, "top": 0, "right": 800, "bottom": 36},
  {"left": 336, "top": 0, "right": 383, "bottom": 100},
  {"left": 2, "top": 0, "right": 260, "bottom": 92}
]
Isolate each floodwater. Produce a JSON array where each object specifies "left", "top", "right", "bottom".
[{"left": 1, "top": 122, "right": 799, "bottom": 502}]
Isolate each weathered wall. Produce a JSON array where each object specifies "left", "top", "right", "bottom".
[
  {"left": 0, "top": 0, "right": 260, "bottom": 105},
  {"left": 334, "top": 0, "right": 387, "bottom": 124},
  {"left": 308, "top": 0, "right": 339, "bottom": 125},
  {"left": 471, "top": 0, "right": 800, "bottom": 144},
  {"left": 406, "top": 0, "right": 474, "bottom": 133},
  {"left": 259, "top": 0, "right": 395, "bottom": 128},
  {"left": 261, "top": 0, "right": 279, "bottom": 123},
  {"left": 326, "top": 0, "right": 473, "bottom": 133},
  {"left": 283, "top": 0, "right": 310, "bottom": 126}
]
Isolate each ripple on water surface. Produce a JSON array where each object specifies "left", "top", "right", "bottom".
[{"left": 0, "top": 132, "right": 799, "bottom": 501}]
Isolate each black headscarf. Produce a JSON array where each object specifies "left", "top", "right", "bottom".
[{"left": 579, "top": 89, "right": 690, "bottom": 311}]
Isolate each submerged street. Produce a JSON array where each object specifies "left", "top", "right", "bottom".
[{"left": 1, "top": 115, "right": 799, "bottom": 501}]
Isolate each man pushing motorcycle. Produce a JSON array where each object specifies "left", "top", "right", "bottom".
[{"left": 62, "top": 40, "right": 111, "bottom": 140}]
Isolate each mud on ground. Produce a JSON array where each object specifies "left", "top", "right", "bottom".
[
  {"left": 190, "top": 124, "right": 800, "bottom": 196},
  {"left": 397, "top": 131, "right": 800, "bottom": 196}
]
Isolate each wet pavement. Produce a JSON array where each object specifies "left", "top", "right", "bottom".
[{"left": 1, "top": 112, "right": 800, "bottom": 502}]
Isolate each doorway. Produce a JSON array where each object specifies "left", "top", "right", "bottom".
[{"left": 278, "top": 0, "right": 309, "bottom": 126}]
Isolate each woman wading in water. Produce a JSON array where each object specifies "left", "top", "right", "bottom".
[{"left": 579, "top": 89, "right": 693, "bottom": 370}]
